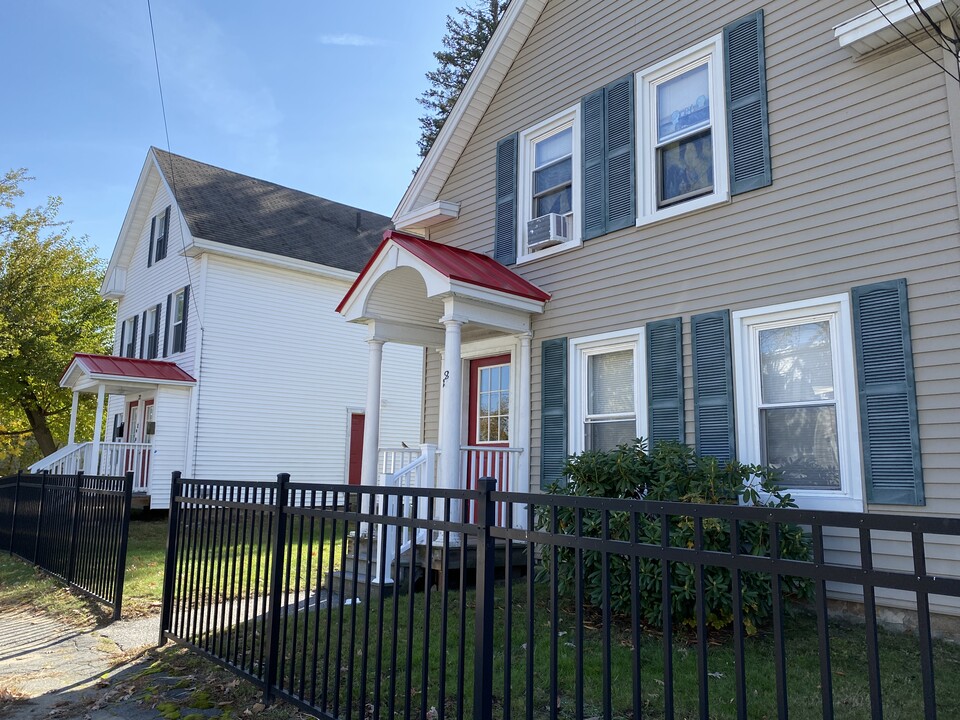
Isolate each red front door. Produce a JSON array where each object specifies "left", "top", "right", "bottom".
[
  {"left": 466, "top": 355, "right": 511, "bottom": 521},
  {"left": 348, "top": 413, "right": 365, "bottom": 486}
]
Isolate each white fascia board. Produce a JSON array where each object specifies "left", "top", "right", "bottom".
[
  {"left": 185, "top": 236, "right": 359, "bottom": 283},
  {"left": 447, "top": 280, "right": 546, "bottom": 315},
  {"left": 835, "top": 0, "right": 960, "bottom": 56},
  {"left": 393, "top": 200, "right": 461, "bottom": 232},
  {"left": 393, "top": 0, "right": 547, "bottom": 220}
]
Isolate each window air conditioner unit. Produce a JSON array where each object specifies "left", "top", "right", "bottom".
[{"left": 526, "top": 213, "right": 568, "bottom": 250}]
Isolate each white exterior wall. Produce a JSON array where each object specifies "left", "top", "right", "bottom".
[
  {"left": 110, "top": 178, "right": 200, "bottom": 376},
  {"left": 192, "top": 254, "right": 423, "bottom": 482},
  {"left": 148, "top": 384, "right": 192, "bottom": 508}
]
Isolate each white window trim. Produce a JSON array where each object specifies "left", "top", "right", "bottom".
[
  {"left": 172, "top": 289, "right": 185, "bottom": 353},
  {"left": 636, "top": 35, "right": 730, "bottom": 227},
  {"left": 568, "top": 328, "right": 647, "bottom": 456},
  {"left": 733, "top": 294, "right": 864, "bottom": 512},
  {"left": 517, "top": 105, "right": 582, "bottom": 264}
]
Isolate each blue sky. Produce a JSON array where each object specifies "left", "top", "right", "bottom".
[{"left": 1, "top": 1, "right": 459, "bottom": 260}]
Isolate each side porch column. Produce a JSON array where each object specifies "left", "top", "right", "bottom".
[
  {"left": 360, "top": 338, "right": 385, "bottom": 489},
  {"left": 439, "top": 318, "right": 464, "bottom": 494},
  {"left": 67, "top": 390, "right": 80, "bottom": 446},
  {"left": 90, "top": 383, "right": 105, "bottom": 474}
]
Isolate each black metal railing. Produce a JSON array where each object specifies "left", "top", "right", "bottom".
[
  {"left": 0, "top": 471, "right": 134, "bottom": 620},
  {"left": 160, "top": 472, "right": 960, "bottom": 719}
]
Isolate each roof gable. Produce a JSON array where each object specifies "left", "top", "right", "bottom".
[
  {"left": 337, "top": 230, "right": 549, "bottom": 317},
  {"left": 393, "top": 0, "right": 546, "bottom": 226}
]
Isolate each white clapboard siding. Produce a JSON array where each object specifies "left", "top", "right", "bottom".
[
  {"left": 148, "top": 385, "right": 192, "bottom": 509},
  {"left": 111, "top": 179, "right": 199, "bottom": 376},
  {"left": 191, "top": 254, "right": 422, "bottom": 483}
]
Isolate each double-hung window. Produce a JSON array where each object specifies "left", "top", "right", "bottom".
[
  {"left": 149, "top": 207, "right": 170, "bottom": 266},
  {"left": 637, "top": 36, "right": 729, "bottom": 225},
  {"left": 733, "top": 295, "right": 863, "bottom": 511},
  {"left": 171, "top": 289, "right": 186, "bottom": 353},
  {"left": 517, "top": 107, "right": 581, "bottom": 261},
  {"left": 570, "top": 330, "right": 645, "bottom": 454},
  {"left": 120, "top": 317, "right": 138, "bottom": 358},
  {"left": 145, "top": 305, "right": 160, "bottom": 359}
]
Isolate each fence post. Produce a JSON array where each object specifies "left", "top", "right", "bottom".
[
  {"left": 159, "top": 471, "right": 183, "bottom": 646},
  {"left": 263, "top": 473, "right": 290, "bottom": 702},
  {"left": 9, "top": 471, "right": 21, "bottom": 554},
  {"left": 473, "top": 476, "right": 497, "bottom": 720},
  {"left": 66, "top": 471, "right": 84, "bottom": 584},
  {"left": 32, "top": 471, "right": 49, "bottom": 565},
  {"left": 110, "top": 471, "right": 134, "bottom": 622}
]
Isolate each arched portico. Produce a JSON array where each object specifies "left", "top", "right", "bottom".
[{"left": 337, "top": 231, "right": 549, "bottom": 510}]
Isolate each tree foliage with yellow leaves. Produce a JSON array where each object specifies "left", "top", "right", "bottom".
[{"left": 0, "top": 169, "right": 114, "bottom": 470}]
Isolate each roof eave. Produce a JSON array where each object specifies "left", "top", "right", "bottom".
[{"left": 393, "top": 0, "right": 546, "bottom": 220}]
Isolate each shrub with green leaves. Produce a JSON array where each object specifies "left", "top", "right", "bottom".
[{"left": 538, "top": 441, "right": 812, "bottom": 635}]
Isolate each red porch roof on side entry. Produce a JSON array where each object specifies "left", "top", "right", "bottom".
[
  {"left": 336, "top": 230, "right": 551, "bottom": 313},
  {"left": 62, "top": 353, "right": 196, "bottom": 385}
]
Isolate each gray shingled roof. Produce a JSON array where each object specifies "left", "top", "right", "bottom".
[{"left": 152, "top": 148, "right": 391, "bottom": 273}]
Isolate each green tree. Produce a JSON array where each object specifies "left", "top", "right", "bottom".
[
  {"left": 416, "top": 0, "right": 508, "bottom": 158},
  {"left": 0, "top": 169, "right": 114, "bottom": 467}
]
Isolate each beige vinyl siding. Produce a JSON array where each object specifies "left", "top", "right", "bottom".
[
  {"left": 427, "top": 0, "right": 959, "bottom": 519},
  {"left": 192, "top": 255, "right": 423, "bottom": 483}
]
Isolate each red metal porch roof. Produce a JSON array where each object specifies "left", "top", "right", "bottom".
[
  {"left": 63, "top": 353, "right": 196, "bottom": 384},
  {"left": 337, "top": 230, "right": 551, "bottom": 313}
]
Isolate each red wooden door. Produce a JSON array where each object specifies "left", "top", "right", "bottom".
[
  {"left": 466, "top": 355, "right": 511, "bottom": 522},
  {"left": 348, "top": 413, "right": 365, "bottom": 486}
]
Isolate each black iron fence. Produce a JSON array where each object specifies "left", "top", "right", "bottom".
[
  {"left": 160, "top": 472, "right": 960, "bottom": 719},
  {"left": 0, "top": 471, "right": 134, "bottom": 620}
]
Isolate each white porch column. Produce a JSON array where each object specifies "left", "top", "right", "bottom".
[
  {"left": 439, "top": 318, "right": 464, "bottom": 493},
  {"left": 516, "top": 332, "right": 532, "bottom": 496},
  {"left": 67, "top": 390, "right": 79, "bottom": 446},
  {"left": 91, "top": 383, "right": 105, "bottom": 474},
  {"left": 360, "top": 338, "right": 385, "bottom": 489}
]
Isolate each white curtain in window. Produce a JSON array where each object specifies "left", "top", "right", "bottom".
[
  {"left": 588, "top": 349, "right": 634, "bottom": 414},
  {"left": 759, "top": 321, "right": 834, "bottom": 404}
]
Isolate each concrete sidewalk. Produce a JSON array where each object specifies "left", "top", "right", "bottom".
[{"left": 0, "top": 609, "right": 160, "bottom": 718}]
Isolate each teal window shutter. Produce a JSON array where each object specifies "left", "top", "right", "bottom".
[
  {"left": 852, "top": 279, "right": 924, "bottom": 505},
  {"left": 604, "top": 75, "right": 635, "bottom": 232},
  {"left": 582, "top": 88, "right": 605, "bottom": 240},
  {"left": 646, "top": 318, "right": 684, "bottom": 445},
  {"left": 691, "top": 310, "right": 735, "bottom": 463},
  {"left": 494, "top": 133, "right": 518, "bottom": 265},
  {"left": 540, "top": 337, "right": 568, "bottom": 487},
  {"left": 724, "top": 10, "right": 771, "bottom": 195},
  {"left": 582, "top": 76, "right": 635, "bottom": 240}
]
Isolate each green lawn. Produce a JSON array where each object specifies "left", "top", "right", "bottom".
[{"left": 187, "top": 571, "right": 960, "bottom": 720}]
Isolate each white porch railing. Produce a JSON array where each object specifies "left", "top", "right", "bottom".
[
  {"left": 370, "top": 444, "right": 523, "bottom": 586},
  {"left": 30, "top": 441, "right": 151, "bottom": 493},
  {"left": 30, "top": 442, "right": 91, "bottom": 476},
  {"left": 374, "top": 445, "right": 438, "bottom": 584},
  {"left": 460, "top": 445, "right": 524, "bottom": 528}
]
